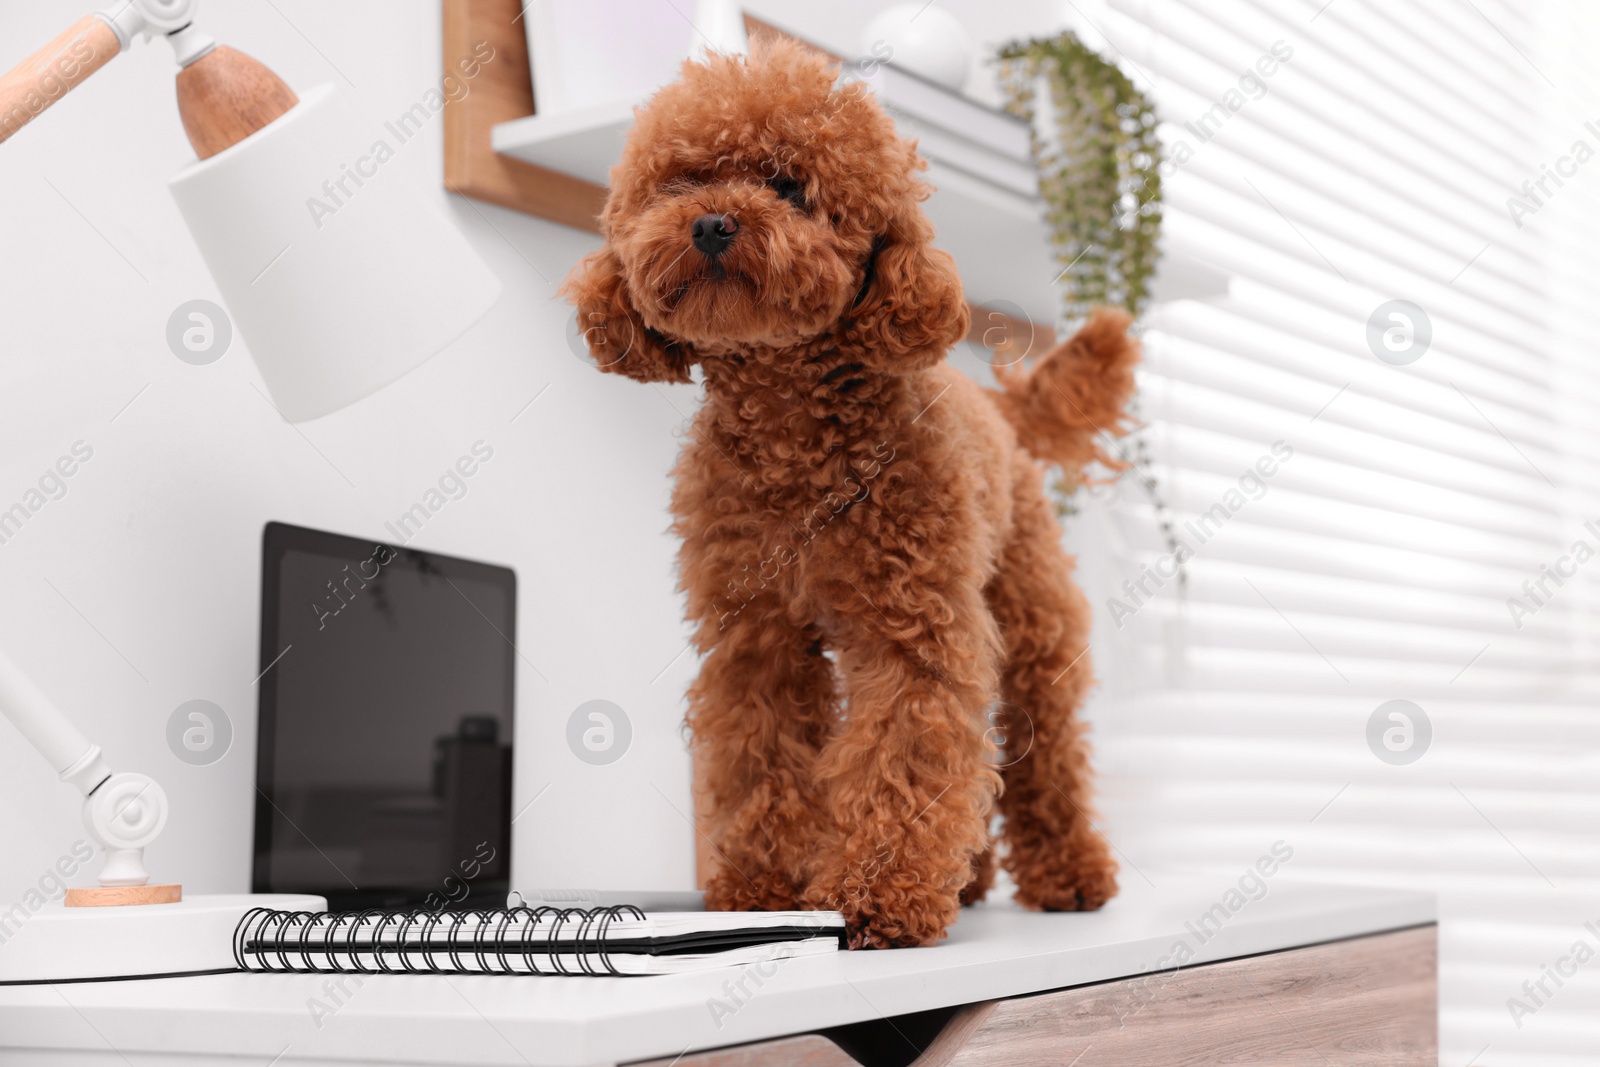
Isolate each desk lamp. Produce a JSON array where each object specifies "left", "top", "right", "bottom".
[{"left": 0, "top": 0, "right": 502, "bottom": 980}]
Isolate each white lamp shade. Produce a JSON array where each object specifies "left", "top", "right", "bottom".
[{"left": 168, "top": 84, "right": 502, "bottom": 422}]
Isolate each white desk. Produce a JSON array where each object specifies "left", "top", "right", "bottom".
[{"left": 0, "top": 879, "right": 1435, "bottom": 1066}]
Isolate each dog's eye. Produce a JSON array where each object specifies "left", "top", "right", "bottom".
[{"left": 767, "top": 174, "right": 808, "bottom": 211}]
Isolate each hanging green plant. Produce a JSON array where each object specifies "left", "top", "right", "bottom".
[
  {"left": 997, "top": 31, "right": 1182, "bottom": 588},
  {"left": 997, "top": 32, "right": 1163, "bottom": 319}
]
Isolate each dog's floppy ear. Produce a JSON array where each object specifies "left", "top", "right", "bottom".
[
  {"left": 840, "top": 202, "right": 969, "bottom": 373},
  {"left": 561, "top": 247, "right": 695, "bottom": 384}
]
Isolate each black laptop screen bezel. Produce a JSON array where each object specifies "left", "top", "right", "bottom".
[{"left": 252, "top": 520, "right": 516, "bottom": 912}]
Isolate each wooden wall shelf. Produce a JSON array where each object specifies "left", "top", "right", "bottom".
[{"left": 442, "top": 0, "right": 606, "bottom": 232}]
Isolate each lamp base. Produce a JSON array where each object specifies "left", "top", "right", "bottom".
[
  {"left": 64, "top": 883, "right": 183, "bottom": 908},
  {"left": 0, "top": 893, "right": 324, "bottom": 983}
]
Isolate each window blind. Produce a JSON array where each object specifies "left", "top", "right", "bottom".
[{"left": 1058, "top": 1, "right": 1600, "bottom": 1061}]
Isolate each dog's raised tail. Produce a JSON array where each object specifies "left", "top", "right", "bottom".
[{"left": 990, "top": 307, "right": 1141, "bottom": 485}]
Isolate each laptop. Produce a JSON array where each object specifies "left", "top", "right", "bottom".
[{"left": 252, "top": 522, "right": 516, "bottom": 912}]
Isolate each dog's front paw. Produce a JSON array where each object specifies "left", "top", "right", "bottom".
[
  {"left": 1012, "top": 874, "right": 1118, "bottom": 912},
  {"left": 803, "top": 875, "right": 957, "bottom": 949},
  {"left": 841, "top": 892, "right": 957, "bottom": 949},
  {"left": 1010, "top": 845, "right": 1119, "bottom": 912}
]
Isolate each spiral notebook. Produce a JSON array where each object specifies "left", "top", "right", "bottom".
[{"left": 233, "top": 905, "right": 847, "bottom": 977}]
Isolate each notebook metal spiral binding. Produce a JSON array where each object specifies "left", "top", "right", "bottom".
[{"left": 233, "top": 905, "right": 649, "bottom": 976}]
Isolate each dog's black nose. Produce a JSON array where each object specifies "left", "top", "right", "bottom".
[{"left": 691, "top": 213, "right": 737, "bottom": 257}]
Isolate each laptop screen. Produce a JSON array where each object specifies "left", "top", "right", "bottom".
[{"left": 253, "top": 521, "right": 515, "bottom": 912}]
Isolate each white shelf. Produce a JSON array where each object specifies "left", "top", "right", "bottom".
[{"left": 491, "top": 97, "right": 634, "bottom": 187}]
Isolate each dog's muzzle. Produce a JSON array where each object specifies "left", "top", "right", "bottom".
[{"left": 691, "top": 213, "right": 738, "bottom": 258}]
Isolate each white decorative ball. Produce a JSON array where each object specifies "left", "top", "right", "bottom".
[{"left": 861, "top": 4, "right": 974, "bottom": 92}]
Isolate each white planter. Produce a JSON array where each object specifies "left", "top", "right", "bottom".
[{"left": 523, "top": 0, "right": 747, "bottom": 120}]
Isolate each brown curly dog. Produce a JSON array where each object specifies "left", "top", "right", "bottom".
[{"left": 563, "top": 37, "right": 1139, "bottom": 948}]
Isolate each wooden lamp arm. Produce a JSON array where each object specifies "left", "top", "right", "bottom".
[
  {"left": 0, "top": 1, "right": 298, "bottom": 161},
  {"left": 0, "top": 13, "right": 124, "bottom": 146}
]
